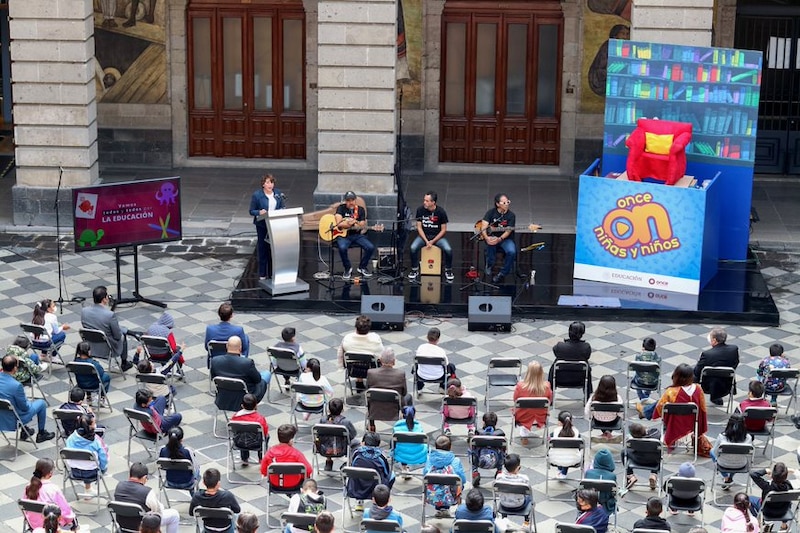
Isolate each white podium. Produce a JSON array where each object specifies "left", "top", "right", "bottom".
[{"left": 257, "top": 207, "right": 309, "bottom": 295}]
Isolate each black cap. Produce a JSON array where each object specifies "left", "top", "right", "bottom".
[{"left": 344, "top": 191, "right": 357, "bottom": 200}]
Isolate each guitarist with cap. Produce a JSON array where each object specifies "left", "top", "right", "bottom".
[
  {"left": 334, "top": 191, "right": 375, "bottom": 280},
  {"left": 479, "top": 193, "right": 518, "bottom": 283}
]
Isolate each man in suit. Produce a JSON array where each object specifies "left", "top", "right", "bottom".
[
  {"left": 209, "top": 336, "right": 270, "bottom": 411},
  {"left": 204, "top": 302, "right": 250, "bottom": 356},
  {"left": 0, "top": 354, "right": 54, "bottom": 442},
  {"left": 694, "top": 327, "right": 740, "bottom": 405},
  {"left": 81, "top": 285, "right": 135, "bottom": 371},
  {"left": 366, "top": 348, "right": 411, "bottom": 431}
]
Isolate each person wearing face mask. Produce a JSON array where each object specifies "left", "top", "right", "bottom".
[
  {"left": 575, "top": 488, "right": 609, "bottom": 533},
  {"left": 693, "top": 327, "right": 740, "bottom": 406}
]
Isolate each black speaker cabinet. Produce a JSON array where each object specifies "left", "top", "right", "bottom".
[
  {"left": 361, "top": 295, "right": 405, "bottom": 331},
  {"left": 468, "top": 296, "right": 512, "bottom": 332}
]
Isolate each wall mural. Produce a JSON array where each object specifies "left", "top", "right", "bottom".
[
  {"left": 580, "top": 0, "right": 631, "bottom": 114},
  {"left": 93, "top": 0, "right": 167, "bottom": 104},
  {"left": 398, "top": 0, "right": 422, "bottom": 109}
]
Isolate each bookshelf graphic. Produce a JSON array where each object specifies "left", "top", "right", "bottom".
[{"left": 603, "top": 40, "right": 763, "bottom": 165}]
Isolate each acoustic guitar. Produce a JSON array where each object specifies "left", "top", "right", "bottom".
[
  {"left": 473, "top": 220, "right": 542, "bottom": 241},
  {"left": 318, "top": 213, "right": 384, "bottom": 242}
]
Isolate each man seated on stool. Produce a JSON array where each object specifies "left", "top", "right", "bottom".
[
  {"left": 334, "top": 191, "right": 375, "bottom": 281},
  {"left": 408, "top": 191, "right": 454, "bottom": 283},
  {"left": 479, "top": 194, "right": 517, "bottom": 284}
]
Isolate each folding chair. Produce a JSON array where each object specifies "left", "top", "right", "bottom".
[
  {"left": 226, "top": 420, "right": 268, "bottom": 484},
  {"left": 579, "top": 478, "right": 619, "bottom": 530},
  {"left": 156, "top": 457, "right": 197, "bottom": 507},
  {"left": 442, "top": 396, "right": 478, "bottom": 438},
  {"left": 123, "top": 407, "right": 165, "bottom": 466},
  {"left": 621, "top": 438, "right": 663, "bottom": 500},
  {"left": 699, "top": 366, "right": 737, "bottom": 413},
  {"left": 661, "top": 402, "right": 699, "bottom": 462},
  {"left": 554, "top": 524, "right": 597, "bottom": 533},
  {"left": 135, "top": 372, "right": 175, "bottom": 414},
  {"left": 365, "top": 387, "right": 403, "bottom": 432},
  {"left": 710, "top": 442, "right": 754, "bottom": 505},
  {"left": 551, "top": 360, "right": 589, "bottom": 413},
  {"left": 211, "top": 376, "right": 249, "bottom": 438},
  {"left": 452, "top": 520, "right": 495, "bottom": 533},
  {"left": 268, "top": 346, "right": 303, "bottom": 400},
  {"left": 60, "top": 447, "right": 112, "bottom": 515},
  {"left": 484, "top": 357, "right": 522, "bottom": 411},
  {"left": 665, "top": 477, "right": 705, "bottom": 526},
  {"left": 282, "top": 512, "right": 319, "bottom": 532},
  {"left": 18, "top": 498, "right": 46, "bottom": 533},
  {"left": 413, "top": 354, "right": 448, "bottom": 400},
  {"left": 21, "top": 322, "right": 66, "bottom": 370},
  {"left": 0, "top": 397, "right": 38, "bottom": 459},
  {"left": 588, "top": 401, "right": 625, "bottom": 450},
  {"left": 342, "top": 466, "right": 382, "bottom": 527},
  {"left": 360, "top": 519, "right": 403, "bottom": 533},
  {"left": 743, "top": 406, "right": 777, "bottom": 462},
  {"left": 266, "top": 463, "right": 307, "bottom": 528},
  {"left": 20, "top": 370, "right": 49, "bottom": 407},
  {"left": 78, "top": 328, "right": 124, "bottom": 378},
  {"left": 509, "top": 397, "right": 550, "bottom": 449},
  {"left": 205, "top": 340, "right": 227, "bottom": 394},
  {"left": 389, "top": 431, "right": 429, "bottom": 486},
  {"left": 470, "top": 435, "right": 507, "bottom": 487},
  {"left": 53, "top": 408, "right": 82, "bottom": 469},
  {"left": 290, "top": 383, "right": 327, "bottom": 429},
  {"left": 312, "top": 423, "right": 352, "bottom": 482},
  {"left": 66, "top": 361, "right": 112, "bottom": 413},
  {"left": 492, "top": 480, "right": 537, "bottom": 533},
  {"left": 108, "top": 500, "right": 146, "bottom": 533},
  {"left": 767, "top": 368, "right": 800, "bottom": 415},
  {"left": 193, "top": 506, "right": 235, "bottom": 533},
  {"left": 344, "top": 352, "right": 378, "bottom": 404},
  {"left": 421, "top": 473, "right": 462, "bottom": 527},
  {"left": 626, "top": 361, "right": 661, "bottom": 407},
  {"left": 545, "top": 437, "right": 585, "bottom": 499},
  {"left": 758, "top": 489, "right": 800, "bottom": 532},
  {"left": 140, "top": 335, "right": 184, "bottom": 381}
]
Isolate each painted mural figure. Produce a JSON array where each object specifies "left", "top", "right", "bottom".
[
  {"left": 124, "top": 0, "right": 157, "bottom": 27},
  {"left": 100, "top": 0, "right": 117, "bottom": 28}
]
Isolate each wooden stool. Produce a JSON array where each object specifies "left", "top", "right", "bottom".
[{"left": 420, "top": 246, "right": 442, "bottom": 276}]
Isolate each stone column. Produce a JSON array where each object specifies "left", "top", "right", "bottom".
[
  {"left": 315, "top": 0, "right": 397, "bottom": 223},
  {"left": 631, "top": 0, "right": 714, "bottom": 47},
  {"left": 10, "top": 0, "right": 97, "bottom": 226}
]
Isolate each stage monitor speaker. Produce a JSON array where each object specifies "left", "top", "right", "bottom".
[
  {"left": 468, "top": 296, "right": 512, "bottom": 332},
  {"left": 361, "top": 295, "right": 405, "bottom": 331}
]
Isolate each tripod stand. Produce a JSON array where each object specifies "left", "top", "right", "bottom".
[{"left": 460, "top": 233, "right": 498, "bottom": 292}]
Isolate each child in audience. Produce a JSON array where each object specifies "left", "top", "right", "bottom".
[
  {"left": 7, "top": 338, "right": 47, "bottom": 386},
  {"left": 665, "top": 462, "right": 698, "bottom": 516},
  {"left": 469, "top": 411, "right": 506, "bottom": 487},
  {"left": 58, "top": 386, "right": 96, "bottom": 437},
  {"left": 622, "top": 422, "right": 660, "bottom": 490},
  {"left": 73, "top": 341, "right": 111, "bottom": 397},
  {"left": 363, "top": 484, "right": 404, "bottom": 532},
  {"left": 737, "top": 380, "right": 773, "bottom": 432},
  {"left": 585, "top": 375, "right": 623, "bottom": 443},
  {"left": 757, "top": 343, "right": 791, "bottom": 406},
  {"left": 134, "top": 387, "right": 183, "bottom": 435},
  {"left": 632, "top": 337, "right": 660, "bottom": 400},
  {"left": 548, "top": 410, "right": 581, "bottom": 480},
  {"left": 22, "top": 458, "right": 77, "bottom": 531},
  {"left": 273, "top": 326, "right": 307, "bottom": 372},
  {"left": 136, "top": 358, "right": 177, "bottom": 402},
  {"left": 350, "top": 432, "right": 395, "bottom": 510},
  {"left": 297, "top": 358, "right": 334, "bottom": 419},
  {"left": 231, "top": 393, "right": 269, "bottom": 465},
  {"left": 721, "top": 492, "right": 760, "bottom": 533},
  {"left": 455, "top": 488, "right": 498, "bottom": 533},
  {"left": 391, "top": 403, "right": 427, "bottom": 479},
  {"left": 261, "top": 424, "right": 313, "bottom": 489},
  {"left": 424, "top": 435, "right": 466, "bottom": 518},
  {"left": 632, "top": 497, "right": 671, "bottom": 531},
  {"left": 711, "top": 413, "right": 753, "bottom": 486},
  {"left": 317, "top": 397, "right": 359, "bottom": 471},
  {"left": 286, "top": 478, "right": 326, "bottom": 533},
  {"left": 494, "top": 454, "right": 532, "bottom": 514},
  {"left": 442, "top": 377, "right": 476, "bottom": 436},
  {"left": 158, "top": 426, "right": 200, "bottom": 493},
  {"left": 64, "top": 413, "right": 108, "bottom": 493},
  {"left": 750, "top": 462, "right": 794, "bottom": 527},
  {"left": 584, "top": 447, "right": 617, "bottom": 514}
]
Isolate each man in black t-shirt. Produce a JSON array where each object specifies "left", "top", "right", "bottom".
[
  {"left": 408, "top": 191, "right": 454, "bottom": 282},
  {"left": 479, "top": 193, "right": 517, "bottom": 283},
  {"left": 333, "top": 191, "right": 375, "bottom": 280}
]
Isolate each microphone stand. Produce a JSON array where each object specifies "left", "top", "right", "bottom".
[{"left": 55, "top": 167, "right": 66, "bottom": 313}]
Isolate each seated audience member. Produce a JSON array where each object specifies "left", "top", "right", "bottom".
[
  {"left": 205, "top": 302, "right": 250, "bottom": 357},
  {"left": 236, "top": 513, "right": 260, "bottom": 533},
  {"left": 632, "top": 337, "right": 660, "bottom": 400},
  {"left": 392, "top": 403, "right": 427, "bottom": 479},
  {"left": 711, "top": 413, "right": 753, "bottom": 486},
  {"left": 337, "top": 315, "right": 384, "bottom": 392},
  {"left": 210, "top": 336, "right": 269, "bottom": 407},
  {"left": 273, "top": 326, "right": 307, "bottom": 376},
  {"left": 632, "top": 497, "right": 671, "bottom": 531},
  {"left": 736, "top": 380, "right": 773, "bottom": 432},
  {"left": 442, "top": 377, "right": 476, "bottom": 436},
  {"left": 757, "top": 343, "right": 791, "bottom": 406},
  {"left": 158, "top": 426, "right": 200, "bottom": 493},
  {"left": 260, "top": 424, "right": 313, "bottom": 489},
  {"left": 366, "top": 347, "right": 411, "bottom": 430},
  {"left": 317, "top": 397, "right": 359, "bottom": 471},
  {"left": 693, "top": 327, "right": 739, "bottom": 406},
  {"left": 115, "top": 462, "right": 180, "bottom": 533},
  {"left": 584, "top": 447, "right": 617, "bottom": 514},
  {"left": 664, "top": 462, "right": 698, "bottom": 516},
  {"left": 512, "top": 361, "right": 551, "bottom": 445},
  {"left": 414, "top": 327, "right": 457, "bottom": 392},
  {"left": 7, "top": 337, "right": 47, "bottom": 383},
  {"left": 58, "top": 386, "right": 105, "bottom": 437},
  {"left": 314, "top": 512, "right": 336, "bottom": 533},
  {"left": 139, "top": 512, "right": 163, "bottom": 533},
  {"left": 64, "top": 413, "right": 108, "bottom": 493},
  {"left": 189, "top": 467, "right": 241, "bottom": 533},
  {"left": 455, "top": 488, "right": 498, "bottom": 533},
  {"left": 750, "top": 462, "right": 794, "bottom": 526},
  {"left": 81, "top": 285, "right": 138, "bottom": 371},
  {"left": 31, "top": 298, "right": 70, "bottom": 355},
  {"left": 622, "top": 422, "right": 660, "bottom": 490},
  {"left": 34, "top": 503, "right": 62, "bottom": 533},
  {"left": 296, "top": 358, "right": 334, "bottom": 419},
  {"left": 350, "top": 431, "right": 395, "bottom": 511},
  {"left": 721, "top": 492, "right": 760, "bottom": 533},
  {"left": 136, "top": 358, "right": 177, "bottom": 402},
  {"left": 469, "top": 411, "right": 506, "bottom": 487},
  {"left": 584, "top": 375, "right": 623, "bottom": 443},
  {"left": 23, "top": 458, "right": 76, "bottom": 531},
  {"left": 286, "top": 478, "right": 326, "bottom": 533},
  {"left": 494, "top": 453, "right": 532, "bottom": 513},
  {"left": 423, "top": 435, "right": 466, "bottom": 518},
  {"left": 548, "top": 411, "right": 581, "bottom": 479},
  {"left": 145, "top": 312, "right": 186, "bottom": 371},
  {"left": 575, "top": 488, "right": 609, "bottom": 533},
  {"left": 363, "top": 484, "right": 404, "bottom": 532},
  {"left": 650, "top": 364, "right": 709, "bottom": 454},
  {"left": 549, "top": 321, "right": 593, "bottom": 397},
  {"left": 73, "top": 341, "right": 112, "bottom": 396},
  {"left": 231, "top": 393, "right": 269, "bottom": 466},
  {"left": 134, "top": 387, "right": 182, "bottom": 436}
]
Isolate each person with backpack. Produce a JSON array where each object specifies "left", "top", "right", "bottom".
[
  {"left": 317, "top": 397, "right": 359, "bottom": 471},
  {"left": 584, "top": 447, "right": 617, "bottom": 514},
  {"left": 469, "top": 411, "right": 506, "bottom": 487},
  {"left": 363, "top": 484, "right": 405, "bottom": 533},
  {"left": 494, "top": 453, "right": 532, "bottom": 522},
  {"left": 231, "top": 393, "right": 269, "bottom": 466},
  {"left": 423, "top": 434, "right": 466, "bottom": 518},
  {"left": 349, "top": 431, "right": 395, "bottom": 512},
  {"left": 391, "top": 403, "right": 427, "bottom": 479},
  {"left": 285, "top": 478, "right": 326, "bottom": 533}
]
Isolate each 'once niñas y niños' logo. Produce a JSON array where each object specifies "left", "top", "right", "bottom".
[{"left": 593, "top": 192, "right": 680, "bottom": 259}]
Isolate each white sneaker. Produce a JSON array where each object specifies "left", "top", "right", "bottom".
[
  {"left": 342, "top": 267, "right": 352, "bottom": 280},
  {"left": 556, "top": 472, "right": 567, "bottom": 480},
  {"left": 445, "top": 269, "right": 454, "bottom": 281},
  {"left": 39, "top": 363, "right": 49, "bottom": 373},
  {"left": 357, "top": 267, "right": 373, "bottom": 278},
  {"left": 408, "top": 267, "right": 420, "bottom": 280}
]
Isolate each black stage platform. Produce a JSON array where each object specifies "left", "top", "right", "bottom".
[{"left": 231, "top": 230, "right": 780, "bottom": 326}]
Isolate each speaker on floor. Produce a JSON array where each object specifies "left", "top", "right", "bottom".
[
  {"left": 361, "top": 295, "right": 405, "bottom": 331},
  {"left": 468, "top": 296, "right": 512, "bottom": 332}
]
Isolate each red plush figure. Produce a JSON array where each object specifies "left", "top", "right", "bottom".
[{"left": 625, "top": 118, "right": 692, "bottom": 185}]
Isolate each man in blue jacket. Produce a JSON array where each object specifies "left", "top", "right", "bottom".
[
  {"left": 0, "top": 354, "right": 54, "bottom": 442},
  {"left": 204, "top": 303, "right": 250, "bottom": 357}
]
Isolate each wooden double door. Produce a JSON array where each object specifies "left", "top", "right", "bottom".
[
  {"left": 188, "top": 1, "right": 305, "bottom": 159},
  {"left": 440, "top": 2, "right": 563, "bottom": 165}
]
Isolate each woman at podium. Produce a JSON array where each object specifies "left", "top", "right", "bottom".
[{"left": 249, "top": 174, "right": 286, "bottom": 279}]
